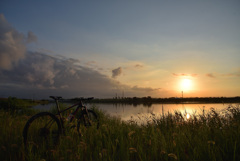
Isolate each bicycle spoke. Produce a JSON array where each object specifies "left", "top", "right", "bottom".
[{"left": 23, "top": 112, "right": 61, "bottom": 154}]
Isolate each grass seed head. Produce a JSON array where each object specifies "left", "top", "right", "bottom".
[
  {"left": 168, "top": 153, "right": 178, "bottom": 160},
  {"left": 129, "top": 147, "right": 137, "bottom": 153}
]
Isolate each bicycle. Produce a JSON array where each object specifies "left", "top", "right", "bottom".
[{"left": 22, "top": 96, "right": 99, "bottom": 152}]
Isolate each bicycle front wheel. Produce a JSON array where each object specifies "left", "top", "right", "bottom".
[{"left": 23, "top": 112, "right": 62, "bottom": 152}]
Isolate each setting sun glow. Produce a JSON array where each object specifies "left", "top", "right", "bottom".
[
  {"left": 1, "top": 1, "right": 240, "bottom": 99},
  {"left": 180, "top": 79, "right": 192, "bottom": 91}
]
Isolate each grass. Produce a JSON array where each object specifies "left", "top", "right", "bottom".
[{"left": 0, "top": 104, "right": 239, "bottom": 161}]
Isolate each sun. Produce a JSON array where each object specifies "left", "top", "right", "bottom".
[{"left": 180, "top": 78, "right": 192, "bottom": 91}]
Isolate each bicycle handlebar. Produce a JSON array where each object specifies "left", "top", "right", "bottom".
[{"left": 49, "top": 96, "right": 63, "bottom": 100}]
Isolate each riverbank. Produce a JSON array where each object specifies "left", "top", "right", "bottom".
[
  {"left": 0, "top": 97, "right": 48, "bottom": 111},
  {"left": 0, "top": 105, "right": 239, "bottom": 161},
  {"left": 90, "top": 96, "right": 240, "bottom": 104}
]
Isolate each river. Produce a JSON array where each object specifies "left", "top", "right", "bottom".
[{"left": 34, "top": 102, "right": 239, "bottom": 123}]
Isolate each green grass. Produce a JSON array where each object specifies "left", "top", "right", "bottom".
[
  {"left": 0, "top": 105, "right": 239, "bottom": 161},
  {"left": 0, "top": 97, "right": 48, "bottom": 111}
]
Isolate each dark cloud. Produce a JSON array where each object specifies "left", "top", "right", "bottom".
[
  {"left": 0, "top": 15, "right": 161, "bottom": 99},
  {"left": 0, "top": 52, "right": 162, "bottom": 98},
  {"left": 131, "top": 86, "right": 161, "bottom": 92},
  {"left": 112, "top": 67, "right": 122, "bottom": 78},
  {"left": 0, "top": 51, "right": 123, "bottom": 98},
  {"left": 0, "top": 14, "right": 26, "bottom": 70}
]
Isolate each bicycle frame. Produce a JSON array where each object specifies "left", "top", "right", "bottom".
[
  {"left": 50, "top": 96, "right": 91, "bottom": 129},
  {"left": 23, "top": 96, "right": 98, "bottom": 151}
]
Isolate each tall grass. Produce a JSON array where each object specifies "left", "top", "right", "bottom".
[{"left": 0, "top": 105, "right": 239, "bottom": 161}]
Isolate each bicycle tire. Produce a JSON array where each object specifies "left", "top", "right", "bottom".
[
  {"left": 23, "top": 112, "right": 62, "bottom": 152},
  {"left": 77, "top": 110, "right": 99, "bottom": 132}
]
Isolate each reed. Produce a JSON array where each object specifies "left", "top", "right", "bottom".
[{"left": 0, "top": 105, "right": 239, "bottom": 161}]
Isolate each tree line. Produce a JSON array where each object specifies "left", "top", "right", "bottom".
[{"left": 89, "top": 96, "right": 240, "bottom": 105}]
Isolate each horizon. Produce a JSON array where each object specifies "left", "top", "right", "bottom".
[
  {"left": 1, "top": 1, "right": 240, "bottom": 99},
  {"left": 1, "top": 95, "right": 240, "bottom": 101}
]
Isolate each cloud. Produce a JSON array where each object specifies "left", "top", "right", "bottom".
[
  {"left": 0, "top": 15, "right": 162, "bottom": 99},
  {"left": 221, "top": 69, "right": 240, "bottom": 77},
  {"left": 206, "top": 73, "right": 216, "bottom": 78},
  {"left": 0, "top": 51, "right": 163, "bottom": 98},
  {"left": 0, "top": 51, "right": 166, "bottom": 99},
  {"left": 0, "top": 51, "right": 124, "bottom": 98},
  {"left": 206, "top": 70, "right": 240, "bottom": 78},
  {"left": 1, "top": 52, "right": 57, "bottom": 88},
  {"left": 131, "top": 86, "right": 161, "bottom": 92},
  {"left": 112, "top": 67, "right": 122, "bottom": 78},
  {"left": 27, "top": 31, "right": 38, "bottom": 43},
  {"left": 0, "top": 14, "right": 38, "bottom": 70},
  {"left": 134, "top": 64, "right": 144, "bottom": 68},
  {"left": 172, "top": 73, "right": 198, "bottom": 77},
  {"left": 0, "top": 14, "right": 26, "bottom": 70}
]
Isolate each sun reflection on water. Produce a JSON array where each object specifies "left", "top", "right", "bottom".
[{"left": 186, "top": 113, "right": 190, "bottom": 119}]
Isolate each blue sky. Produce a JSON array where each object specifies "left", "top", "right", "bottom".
[{"left": 0, "top": 0, "right": 240, "bottom": 98}]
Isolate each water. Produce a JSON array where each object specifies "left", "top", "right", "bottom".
[
  {"left": 33, "top": 103, "right": 56, "bottom": 110},
  {"left": 33, "top": 103, "right": 239, "bottom": 123},
  {"left": 94, "top": 103, "right": 239, "bottom": 123}
]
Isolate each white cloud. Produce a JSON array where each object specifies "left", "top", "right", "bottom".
[
  {"left": 0, "top": 52, "right": 162, "bottom": 98},
  {"left": 0, "top": 14, "right": 26, "bottom": 70},
  {"left": 0, "top": 15, "right": 162, "bottom": 98},
  {"left": 0, "top": 14, "right": 38, "bottom": 70}
]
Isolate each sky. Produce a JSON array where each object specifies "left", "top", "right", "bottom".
[{"left": 0, "top": 0, "right": 240, "bottom": 99}]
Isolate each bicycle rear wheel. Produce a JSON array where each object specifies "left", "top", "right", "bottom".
[
  {"left": 77, "top": 110, "right": 99, "bottom": 132},
  {"left": 23, "top": 112, "right": 62, "bottom": 153}
]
